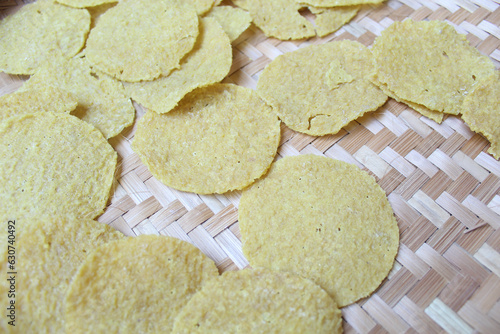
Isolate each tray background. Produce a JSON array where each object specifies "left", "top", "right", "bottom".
[{"left": 1, "top": 0, "right": 500, "bottom": 333}]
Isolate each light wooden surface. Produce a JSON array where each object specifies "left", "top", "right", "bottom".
[{"left": 1, "top": 0, "right": 500, "bottom": 333}]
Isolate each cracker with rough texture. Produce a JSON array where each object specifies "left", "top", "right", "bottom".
[
  {"left": 133, "top": 84, "right": 280, "bottom": 194},
  {"left": 64, "top": 235, "right": 219, "bottom": 334},
  {"left": 172, "top": 268, "right": 342, "bottom": 334},
  {"left": 56, "top": 0, "right": 117, "bottom": 8},
  {"left": 461, "top": 74, "right": 500, "bottom": 160},
  {"left": 310, "top": 5, "right": 360, "bottom": 37},
  {"left": 125, "top": 18, "right": 232, "bottom": 114},
  {"left": 248, "top": 0, "right": 316, "bottom": 40},
  {"left": 85, "top": 0, "right": 199, "bottom": 82},
  {"left": 22, "top": 56, "right": 134, "bottom": 139},
  {"left": 239, "top": 155, "right": 400, "bottom": 307},
  {"left": 0, "top": 0, "right": 90, "bottom": 75},
  {"left": 302, "top": 0, "right": 384, "bottom": 6},
  {"left": 186, "top": 0, "right": 215, "bottom": 15},
  {"left": 204, "top": 6, "right": 251, "bottom": 42},
  {"left": 257, "top": 40, "right": 387, "bottom": 135},
  {"left": 0, "top": 86, "right": 77, "bottom": 122},
  {"left": 0, "top": 113, "right": 117, "bottom": 223},
  {"left": 371, "top": 19, "right": 496, "bottom": 115},
  {"left": 4, "top": 217, "right": 124, "bottom": 334},
  {"left": 231, "top": 0, "right": 248, "bottom": 10}
]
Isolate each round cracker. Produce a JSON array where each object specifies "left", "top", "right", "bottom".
[
  {"left": 371, "top": 19, "right": 496, "bottom": 115},
  {"left": 239, "top": 154, "right": 400, "bottom": 307},
  {"left": 0, "top": 113, "right": 117, "bottom": 224},
  {"left": 64, "top": 235, "right": 219, "bottom": 333},
  {"left": 85, "top": 0, "right": 199, "bottom": 82},
  {"left": 56, "top": 0, "right": 117, "bottom": 8},
  {"left": 0, "top": 0, "right": 90, "bottom": 75},
  {"left": 6, "top": 217, "right": 124, "bottom": 334},
  {"left": 125, "top": 18, "right": 232, "bottom": 114},
  {"left": 461, "top": 74, "right": 500, "bottom": 160},
  {"left": 301, "top": 0, "right": 383, "bottom": 6},
  {"left": 257, "top": 40, "right": 387, "bottom": 136},
  {"left": 172, "top": 268, "right": 342, "bottom": 334},
  {"left": 204, "top": 6, "right": 251, "bottom": 42},
  {"left": 310, "top": 5, "right": 360, "bottom": 37},
  {"left": 132, "top": 83, "right": 280, "bottom": 194}
]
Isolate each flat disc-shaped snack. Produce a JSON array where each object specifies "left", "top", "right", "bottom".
[
  {"left": 0, "top": 0, "right": 90, "bottom": 75},
  {"left": 11, "top": 217, "right": 124, "bottom": 334},
  {"left": 0, "top": 86, "right": 77, "bottom": 123},
  {"left": 185, "top": 0, "right": 214, "bottom": 15},
  {"left": 204, "top": 6, "right": 251, "bottom": 42},
  {"left": 125, "top": 18, "right": 232, "bottom": 114},
  {"left": 85, "top": 0, "right": 199, "bottom": 82},
  {"left": 0, "top": 113, "right": 117, "bottom": 222},
  {"left": 371, "top": 20, "right": 496, "bottom": 115},
  {"left": 461, "top": 74, "right": 500, "bottom": 160},
  {"left": 248, "top": 0, "right": 316, "bottom": 40},
  {"left": 133, "top": 84, "right": 280, "bottom": 194},
  {"left": 172, "top": 269, "right": 342, "bottom": 334},
  {"left": 310, "top": 5, "right": 360, "bottom": 37},
  {"left": 239, "top": 155, "right": 400, "bottom": 307},
  {"left": 22, "top": 56, "right": 134, "bottom": 139},
  {"left": 64, "top": 235, "right": 219, "bottom": 334},
  {"left": 257, "top": 40, "right": 387, "bottom": 135},
  {"left": 301, "top": 0, "right": 383, "bottom": 6},
  {"left": 56, "top": 0, "right": 117, "bottom": 8}
]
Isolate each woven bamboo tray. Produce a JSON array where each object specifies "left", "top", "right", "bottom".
[{"left": 2, "top": 0, "right": 500, "bottom": 332}]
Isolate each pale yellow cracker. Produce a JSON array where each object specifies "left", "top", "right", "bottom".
[
  {"left": 85, "top": 0, "right": 199, "bottom": 82},
  {"left": 371, "top": 19, "right": 496, "bottom": 115},
  {"left": 257, "top": 40, "right": 387, "bottom": 136},
  {"left": 0, "top": 0, "right": 90, "bottom": 75},
  {"left": 310, "top": 5, "right": 360, "bottom": 37},
  {"left": 132, "top": 84, "right": 280, "bottom": 194},
  {"left": 302, "top": 0, "right": 384, "bottom": 6},
  {"left": 248, "top": 0, "right": 316, "bottom": 40},
  {"left": 22, "top": 56, "right": 134, "bottom": 139},
  {"left": 239, "top": 155, "right": 400, "bottom": 307},
  {"left": 125, "top": 18, "right": 232, "bottom": 114},
  {"left": 7, "top": 217, "right": 124, "bottom": 334},
  {"left": 172, "top": 268, "right": 342, "bottom": 334},
  {"left": 64, "top": 235, "right": 219, "bottom": 334},
  {"left": 56, "top": 0, "right": 117, "bottom": 8},
  {"left": 186, "top": 0, "right": 215, "bottom": 15},
  {"left": 204, "top": 6, "right": 251, "bottom": 42},
  {"left": 0, "top": 86, "right": 77, "bottom": 123},
  {"left": 231, "top": 0, "right": 248, "bottom": 10},
  {"left": 0, "top": 113, "right": 117, "bottom": 223},
  {"left": 461, "top": 74, "right": 500, "bottom": 160}
]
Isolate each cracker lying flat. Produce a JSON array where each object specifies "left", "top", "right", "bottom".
[
  {"left": 0, "top": 0, "right": 90, "bottom": 75},
  {"left": 64, "top": 235, "right": 219, "bottom": 334},
  {"left": 22, "top": 56, "right": 134, "bottom": 139},
  {"left": 257, "top": 40, "right": 387, "bottom": 135},
  {"left": 0, "top": 86, "right": 77, "bottom": 122},
  {"left": 461, "top": 74, "right": 500, "bottom": 160},
  {"left": 12, "top": 217, "right": 124, "bottom": 334},
  {"left": 239, "top": 155, "right": 399, "bottom": 307},
  {"left": 371, "top": 19, "right": 496, "bottom": 115},
  {"left": 56, "top": 0, "right": 117, "bottom": 8},
  {"left": 310, "top": 5, "right": 360, "bottom": 37},
  {"left": 132, "top": 84, "right": 280, "bottom": 194},
  {"left": 186, "top": 0, "right": 214, "bottom": 15},
  {"left": 125, "top": 18, "right": 232, "bottom": 114},
  {"left": 248, "top": 0, "right": 316, "bottom": 40},
  {"left": 302, "top": 0, "right": 384, "bottom": 6},
  {"left": 172, "top": 268, "right": 342, "bottom": 333},
  {"left": 85, "top": 0, "right": 199, "bottom": 82},
  {"left": 0, "top": 113, "right": 117, "bottom": 223},
  {"left": 204, "top": 6, "right": 251, "bottom": 42},
  {"left": 231, "top": 0, "right": 248, "bottom": 10}
]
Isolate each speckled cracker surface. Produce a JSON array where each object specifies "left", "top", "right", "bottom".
[
  {"left": 248, "top": 0, "right": 316, "bottom": 40},
  {"left": 133, "top": 84, "right": 280, "bottom": 194},
  {"left": 0, "top": 0, "right": 90, "bottom": 75},
  {"left": 85, "top": 0, "right": 199, "bottom": 82},
  {"left": 239, "top": 155, "right": 400, "bottom": 307},
  {"left": 125, "top": 18, "right": 232, "bottom": 114},
  {"left": 186, "top": 0, "right": 214, "bottom": 15},
  {"left": 11, "top": 217, "right": 124, "bottom": 334},
  {"left": 371, "top": 19, "right": 496, "bottom": 116},
  {"left": 205, "top": 6, "right": 251, "bottom": 42},
  {"left": 172, "top": 268, "right": 342, "bottom": 334},
  {"left": 56, "top": 0, "right": 117, "bottom": 8},
  {"left": 64, "top": 235, "right": 219, "bottom": 334},
  {"left": 0, "top": 86, "right": 77, "bottom": 122},
  {"left": 23, "top": 56, "right": 134, "bottom": 139},
  {"left": 0, "top": 113, "right": 117, "bottom": 223},
  {"left": 257, "top": 40, "right": 387, "bottom": 136},
  {"left": 232, "top": 0, "right": 248, "bottom": 10},
  {"left": 302, "top": 0, "right": 383, "bottom": 5},
  {"left": 462, "top": 74, "right": 500, "bottom": 160},
  {"left": 310, "top": 6, "right": 360, "bottom": 37}
]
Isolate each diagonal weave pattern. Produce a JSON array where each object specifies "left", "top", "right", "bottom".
[{"left": 2, "top": 0, "right": 500, "bottom": 332}]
